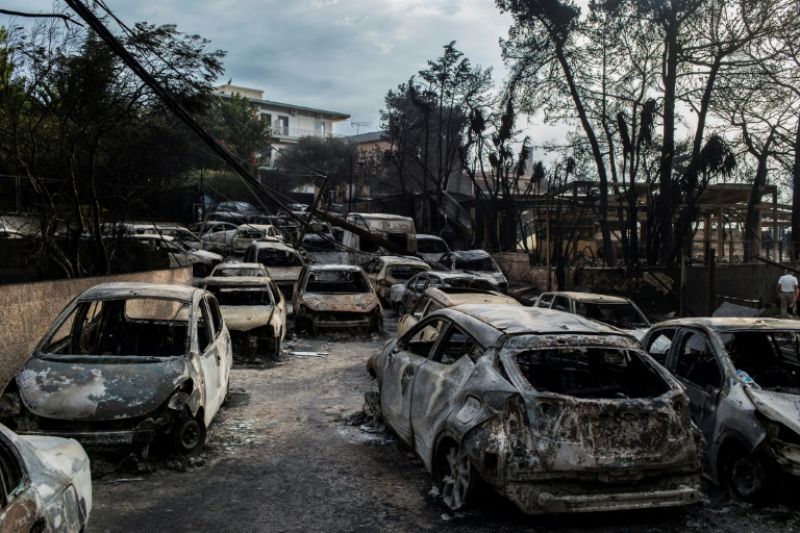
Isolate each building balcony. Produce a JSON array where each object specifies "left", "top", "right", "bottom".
[{"left": 270, "top": 126, "right": 340, "bottom": 140}]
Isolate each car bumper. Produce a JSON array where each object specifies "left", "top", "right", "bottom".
[
  {"left": 310, "top": 315, "right": 372, "bottom": 329},
  {"left": 503, "top": 478, "right": 699, "bottom": 514},
  {"left": 19, "top": 429, "right": 154, "bottom": 447}
]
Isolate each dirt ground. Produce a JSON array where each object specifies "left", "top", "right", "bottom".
[{"left": 89, "top": 314, "right": 800, "bottom": 532}]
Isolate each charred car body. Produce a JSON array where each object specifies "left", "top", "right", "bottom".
[
  {"left": 293, "top": 265, "right": 383, "bottom": 334},
  {"left": 0, "top": 424, "right": 92, "bottom": 532},
  {"left": 202, "top": 276, "right": 286, "bottom": 359},
  {"left": 397, "top": 287, "right": 521, "bottom": 338},
  {"left": 438, "top": 250, "right": 508, "bottom": 293},
  {"left": 364, "top": 255, "right": 431, "bottom": 306},
  {"left": 535, "top": 292, "right": 651, "bottom": 340},
  {"left": 392, "top": 271, "right": 496, "bottom": 315},
  {"left": 369, "top": 305, "right": 701, "bottom": 514},
  {"left": 243, "top": 241, "right": 306, "bottom": 301},
  {"left": 643, "top": 318, "right": 800, "bottom": 500},
  {"left": 209, "top": 261, "right": 269, "bottom": 278},
  {"left": 1, "top": 283, "right": 232, "bottom": 456}
]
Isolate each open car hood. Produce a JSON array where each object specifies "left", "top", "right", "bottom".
[
  {"left": 17, "top": 356, "right": 187, "bottom": 421},
  {"left": 220, "top": 305, "right": 274, "bottom": 332},
  {"left": 299, "top": 292, "right": 379, "bottom": 312},
  {"left": 746, "top": 387, "right": 800, "bottom": 436}
]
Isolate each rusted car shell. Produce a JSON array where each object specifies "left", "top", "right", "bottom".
[
  {"left": 294, "top": 265, "right": 382, "bottom": 331},
  {"left": 370, "top": 305, "right": 701, "bottom": 515}
]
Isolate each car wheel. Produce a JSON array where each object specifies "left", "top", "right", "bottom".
[
  {"left": 171, "top": 412, "right": 206, "bottom": 456},
  {"left": 724, "top": 449, "right": 769, "bottom": 501},
  {"left": 440, "top": 442, "right": 475, "bottom": 512}
]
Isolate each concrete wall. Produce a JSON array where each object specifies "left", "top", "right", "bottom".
[
  {"left": 0, "top": 267, "right": 192, "bottom": 390},
  {"left": 492, "top": 252, "right": 573, "bottom": 291}
]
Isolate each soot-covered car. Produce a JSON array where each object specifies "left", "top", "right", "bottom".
[
  {"left": 202, "top": 276, "right": 286, "bottom": 359},
  {"left": 293, "top": 265, "right": 382, "bottom": 334},
  {"left": 363, "top": 255, "right": 430, "bottom": 305},
  {"left": 1, "top": 283, "right": 232, "bottom": 456},
  {"left": 643, "top": 318, "right": 800, "bottom": 500},
  {"left": 438, "top": 250, "right": 508, "bottom": 292},
  {"left": 368, "top": 305, "right": 701, "bottom": 514},
  {"left": 244, "top": 241, "right": 306, "bottom": 301},
  {"left": 535, "top": 291, "right": 651, "bottom": 340},
  {"left": 0, "top": 423, "right": 92, "bottom": 532}
]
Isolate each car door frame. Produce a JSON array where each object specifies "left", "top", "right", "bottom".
[
  {"left": 193, "top": 295, "right": 226, "bottom": 426},
  {"left": 408, "top": 321, "right": 482, "bottom": 470},
  {"left": 665, "top": 326, "right": 725, "bottom": 449},
  {"left": 381, "top": 316, "right": 448, "bottom": 446}
]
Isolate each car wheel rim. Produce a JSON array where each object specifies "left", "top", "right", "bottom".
[
  {"left": 731, "top": 456, "right": 763, "bottom": 497},
  {"left": 181, "top": 421, "right": 200, "bottom": 449},
  {"left": 442, "top": 447, "right": 470, "bottom": 511}
]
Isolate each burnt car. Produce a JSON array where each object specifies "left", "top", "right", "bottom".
[
  {"left": 438, "top": 250, "right": 508, "bottom": 292},
  {"left": 243, "top": 241, "right": 306, "bottom": 301},
  {"left": 368, "top": 305, "right": 702, "bottom": 514},
  {"left": 535, "top": 291, "right": 651, "bottom": 340},
  {"left": 392, "top": 271, "right": 496, "bottom": 315},
  {"left": 1, "top": 283, "right": 232, "bottom": 456},
  {"left": 209, "top": 261, "right": 269, "bottom": 278},
  {"left": 397, "top": 287, "right": 521, "bottom": 337},
  {"left": 363, "top": 255, "right": 431, "bottom": 305},
  {"left": 293, "top": 265, "right": 382, "bottom": 334},
  {"left": 0, "top": 423, "right": 92, "bottom": 532},
  {"left": 643, "top": 318, "right": 800, "bottom": 500},
  {"left": 202, "top": 276, "right": 286, "bottom": 358}
]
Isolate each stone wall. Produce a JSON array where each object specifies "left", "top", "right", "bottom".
[{"left": 0, "top": 267, "right": 192, "bottom": 390}]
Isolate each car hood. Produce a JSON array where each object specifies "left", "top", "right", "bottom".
[
  {"left": 191, "top": 249, "right": 223, "bottom": 262},
  {"left": 266, "top": 266, "right": 302, "bottom": 282},
  {"left": 463, "top": 270, "right": 506, "bottom": 286},
  {"left": 746, "top": 387, "right": 800, "bottom": 435},
  {"left": 299, "top": 292, "right": 379, "bottom": 312},
  {"left": 20, "top": 435, "right": 92, "bottom": 511},
  {"left": 220, "top": 305, "right": 274, "bottom": 332},
  {"left": 18, "top": 356, "right": 188, "bottom": 421}
]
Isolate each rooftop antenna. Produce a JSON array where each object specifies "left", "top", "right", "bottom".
[{"left": 351, "top": 121, "right": 371, "bottom": 135}]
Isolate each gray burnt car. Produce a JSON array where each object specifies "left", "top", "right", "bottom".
[
  {"left": 202, "top": 276, "right": 286, "bottom": 359},
  {"left": 368, "top": 304, "right": 701, "bottom": 514},
  {"left": 0, "top": 424, "right": 92, "bottom": 532},
  {"left": 643, "top": 317, "right": 800, "bottom": 500},
  {"left": 1, "top": 283, "right": 232, "bottom": 456}
]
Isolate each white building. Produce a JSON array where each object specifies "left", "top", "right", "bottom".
[{"left": 214, "top": 84, "right": 350, "bottom": 169}]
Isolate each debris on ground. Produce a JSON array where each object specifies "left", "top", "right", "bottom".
[{"left": 288, "top": 351, "right": 330, "bottom": 358}]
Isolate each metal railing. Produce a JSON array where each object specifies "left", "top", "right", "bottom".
[{"left": 270, "top": 126, "right": 335, "bottom": 139}]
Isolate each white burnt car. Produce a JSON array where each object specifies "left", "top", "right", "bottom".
[
  {"left": 0, "top": 424, "right": 91, "bottom": 532},
  {"left": 202, "top": 276, "right": 286, "bottom": 358},
  {"left": 368, "top": 305, "right": 702, "bottom": 514},
  {"left": 1, "top": 283, "right": 232, "bottom": 456},
  {"left": 293, "top": 265, "right": 383, "bottom": 334}
]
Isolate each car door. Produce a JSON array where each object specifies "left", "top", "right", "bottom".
[
  {"left": 381, "top": 317, "right": 447, "bottom": 446},
  {"left": 0, "top": 437, "right": 39, "bottom": 532},
  {"left": 667, "top": 328, "right": 724, "bottom": 445},
  {"left": 405, "top": 274, "right": 429, "bottom": 310},
  {"left": 195, "top": 297, "right": 224, "bottom": 425},
  {"left": 409, "top": 323, "right": 482, "bottom": 462}
]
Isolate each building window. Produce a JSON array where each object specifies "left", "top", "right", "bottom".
[
  {"left": 315, "top": 120, "right": 326, "bottom": 136},
  {"left": 261, "top": 113, "right": 272, "bottom": 126},
  {"left": 277, "top": 116, "right": 289, "bottom": 136}
]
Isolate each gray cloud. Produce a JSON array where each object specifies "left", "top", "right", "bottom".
[{"left": 3, "top": 1, "right": 525, "bottom": 138}]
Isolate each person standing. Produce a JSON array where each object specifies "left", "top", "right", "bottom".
[{"left": 777, "top": 269, "right": 799, "bottom": 317}]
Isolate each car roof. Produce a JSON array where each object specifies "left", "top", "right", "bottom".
[
  {"left": 309, "top": 264, "right": 363, "bottom": 272},
  {"left": 214, "top": 262, "right": 265, "bottom": 270},
  {"left": 450, "top": 249, "right": 491, "bottom": 260},
  {"left": 78, "top": 282, "right": 200, "bottom": 302},
  {"left": 249, "top": 241, "right": 297, "bottom": 253},
  {"left": 416, "top": 234, "right": 445, "bottom": 241},
  {"left": 129, "top": 233, "right": 175, "bottom": 242},
  {"left": 652, "top": 317, "right": 800, "bottom": 332},
  {"left": 442, "top": 304, "right": 629, "bottom": 336},
  {"left": 542, "top": 291, "right": 632, "bottom": 304},
  {"left": 202, "top": 276, "right": 273, "bottom": 287},
  {"left": 236, "top": 223, "right": 275, "bottom": 230},
  {"left": 430, "top": 271, "right": 483, "bottom": 281},
  {"left": 425, "top": 287, "right": 519, "bottom": 307},
  {"left": 378, "top": 255, "right": 430, "bottom": 266},
  {"left": 347, "top": 212, "right": 412, "bottom": 222}
]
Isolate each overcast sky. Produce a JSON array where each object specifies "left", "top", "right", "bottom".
[{"left": 4, "top": 1, "right": 527, "bottom": 137}]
